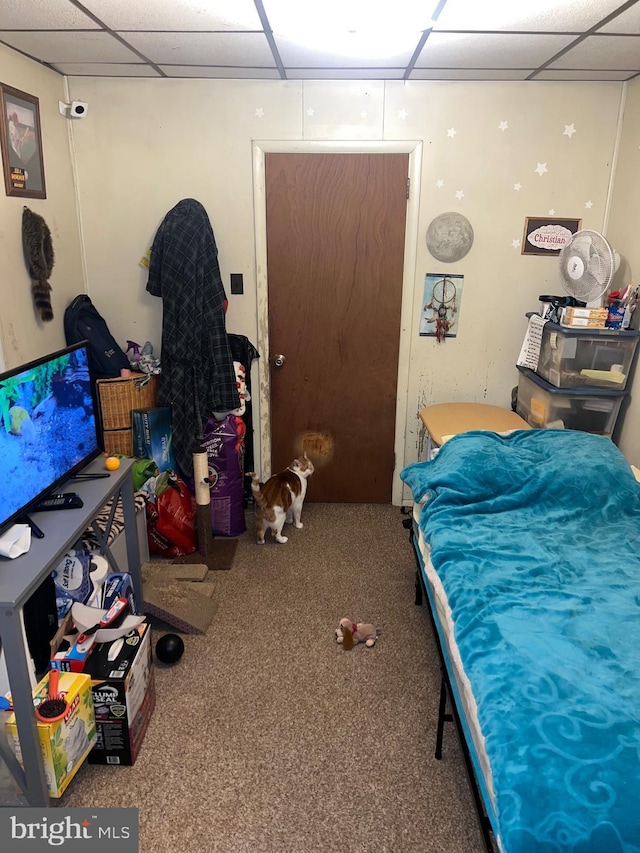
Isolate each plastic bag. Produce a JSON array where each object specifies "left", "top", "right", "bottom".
[
  {"left": 132, "top": 458, "right": 159, "bottom": 491},
  {"left": 145, "top": 471, "right": 197, "bottom": 557}
]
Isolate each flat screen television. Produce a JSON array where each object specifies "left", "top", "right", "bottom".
[{"left": 0, "top": 341, "right": 102, "bottom": 535}]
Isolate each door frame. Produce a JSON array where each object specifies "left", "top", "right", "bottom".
[{"left": 252, "top": 139, "right": 423, "bottom": 505}]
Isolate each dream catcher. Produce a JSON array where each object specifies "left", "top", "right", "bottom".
[{"left": 423, "top": 276, "right": 458, "bottom": 342}]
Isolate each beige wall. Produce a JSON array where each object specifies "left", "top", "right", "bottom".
[
  {"left": 0, "top": 43, "right": 84, "bottom": 370},
  {"left": 1, "top": 52, "right": 635, "bottom": 498},
  {"left": 606, "top": 78, "right": 640, "bottom": 465},
  {"left": 65, "top": 76, "right": 625, "bottom": 497}
]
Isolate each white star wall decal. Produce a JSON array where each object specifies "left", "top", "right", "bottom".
[
  {"left": 455, "top": 189, "right": 465, "bottom": 200},
  {"left": 436, "top": 179, "right": 444, "bottom": 188},
  {"left": 398, "top": 109, "right": 408, "bottom": 120},
  {"left": 513, "top": 183, "right": 522, "bottom": 191},
  {"left": 563, "top": 123, "right": 577, "bottom": 138},
  {"left": 512, "top": 239, "right": 521, "bottom": 249},
  {"left": 447, "top": 127, "right": 457, "bottom": 138},
  {"left": 360, "top": 110, "right": 368, "bottom": 119},
  {"left": 306, "top": 108, "right": 314, "bottom": 117},
  {"left": 499, "top": 121, "right": 509, "bottom": 132},
  {"left": 535, "top": 162, "right": 548, "bottom": 177},
  {"left": 549, "top": 208, "right": 556, "bottom": 215},
  {"left": 255, "top": 107, "right": 264, "bottom": 118},
  {"left": 585, "top": 200, "right": 593, "bottom": 209}
]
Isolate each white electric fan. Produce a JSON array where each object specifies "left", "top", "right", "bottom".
[{"left": 557, "top": 229, "right": 618, "bottom": 306}]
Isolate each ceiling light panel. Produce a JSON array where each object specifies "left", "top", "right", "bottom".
[
  {"left": 433, "top": 0, "right": 629, "bottom": 32},
  {"left": 416, "top": 32, "right": 576, "bottom": 69},
  {"left": 80, "top": 0, "right": 264, "bottom": 31},
  {"left": 273, "top": 34, "right": 416, "bottom": 67},
  {"left": 264, "top": 0, "right": 433, "bottom": 59},
  {"left": 121, "top": 31, "right": 275, "bottom": 66},
  {"left": 286, "top": 67, "right": 406, "bottom": 79}
]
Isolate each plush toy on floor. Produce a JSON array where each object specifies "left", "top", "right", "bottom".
[{"left": 335, "top": 618, "right": 380, "bottom": 650}]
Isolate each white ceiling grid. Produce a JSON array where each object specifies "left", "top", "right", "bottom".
[{"left": 0, "top": 0, "right": 639, "bottom": 81}]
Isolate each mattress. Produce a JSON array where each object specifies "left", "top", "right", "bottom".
[
  {"left": 412, "top": 501, "right": 497, "bottom": 817},
  {"left": 403, "top": 429, "right": 640, "bottom": 853}
]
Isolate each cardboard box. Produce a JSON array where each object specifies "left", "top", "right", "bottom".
[
  {"left": 86, "top": 622, "right": 155, "bottom": 765},
  {"left": 132, "top": 406, "right": 176, "bottom": 472},
  {"left": 5, "top": 672, "right": 97, "bottom": 798}
]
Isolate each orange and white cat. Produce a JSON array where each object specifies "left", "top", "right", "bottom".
[{"left": 247, "top": 454, "right": 314, "bottom": 544}]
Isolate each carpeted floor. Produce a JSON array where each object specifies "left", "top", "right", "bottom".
[{"left": 6, "top": 503, "right": 485, "bottom": 852}]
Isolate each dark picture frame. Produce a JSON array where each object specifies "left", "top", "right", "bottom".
[
  {"left": 522, "top": 216, "right": 581, "bottom": 256},
  {"left": 0, "top": 83, "right": 46, "bottom": 199}
]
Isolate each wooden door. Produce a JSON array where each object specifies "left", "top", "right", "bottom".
[{"left": 265, "top": 153, "right": 408, "bottom": 502}]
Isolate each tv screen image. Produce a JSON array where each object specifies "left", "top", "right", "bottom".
[{"left": 0, "top": 342, "right": 101, "bottom": 535}]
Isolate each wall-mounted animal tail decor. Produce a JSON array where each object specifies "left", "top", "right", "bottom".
[{"left": 22, "top": 206, "right": 54, "bottom": 322}]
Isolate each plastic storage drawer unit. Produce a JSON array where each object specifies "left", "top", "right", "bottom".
[
  {"left": 535, "top": 319, "right": 640, "bottom": 390},
  {"left": 516, "top": 366, "right": 626, "bottom": 436}
]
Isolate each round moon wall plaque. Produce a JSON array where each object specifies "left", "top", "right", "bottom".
[{"left": 426, "top": 212, "right": 474, "bottom": 263}]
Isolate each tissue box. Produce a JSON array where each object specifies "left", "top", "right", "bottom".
[
  {"left": 5, "top": 672, "right": 96, "bottom": 798},
  {"left": 86, "top": 622, "right": 155, "bottom": 765},
  {"left": 132, "top": 406, "right": 176, "bottom": 472}
]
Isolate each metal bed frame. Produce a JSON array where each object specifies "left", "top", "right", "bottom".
[{"left": 401, "top": 508, "right": 497, "bottom": 853}]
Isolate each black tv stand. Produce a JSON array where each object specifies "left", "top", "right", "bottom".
[{"left": 32, "top": 493, "right": 84, "bottom": 512}]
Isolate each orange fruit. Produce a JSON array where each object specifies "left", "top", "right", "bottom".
[{"left": 105, "top": 456, "right": 121, "bottom": 471}]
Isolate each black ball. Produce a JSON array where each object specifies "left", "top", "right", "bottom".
[{"left": 155, "top": 633, "right": 184, "bottom": 665}]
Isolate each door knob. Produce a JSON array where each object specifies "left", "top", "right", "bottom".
[{"left": 273, "top": 354, "right": 286, "bottom": 368}]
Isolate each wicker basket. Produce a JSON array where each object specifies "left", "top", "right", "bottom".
[
  {"left": 96, "top": 373, "right": 158, "bottom": 431},
  {"left": 102, "top": 428, "right": 134, "bottom": 457}
]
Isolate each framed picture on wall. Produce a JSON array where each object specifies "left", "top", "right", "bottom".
[{"left": 0, "top": 83, "right": 46, "bottom": 199}]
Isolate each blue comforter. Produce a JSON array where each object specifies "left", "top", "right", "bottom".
[{"left": 401, "top": 430, "right": 640, "bottom": 853}]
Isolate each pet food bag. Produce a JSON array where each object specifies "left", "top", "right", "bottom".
[
  {"left": 201, "top": 414, "right": 246, "bottom": 537},
  {"left": 145, "top": 470, "right": 197, "bottom": 558}
]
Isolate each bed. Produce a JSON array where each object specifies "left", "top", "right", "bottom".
[{"left": 400, "top": 428, "right": 640, "bottom": 853}]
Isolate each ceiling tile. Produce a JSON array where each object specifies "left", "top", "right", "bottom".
[
  {"left": 410, "top": 68, "right": 534, "bottom": 81},
  {"left": 416, "top": 32, "right": 576, "bottom": 69},
  {"left": 53, "top": 63, "right": 162, "bottom": 77},
  {"left": 80, "top": 0, "right": 263, "bottom": 31},
  {"left": 0, "top": 30, "right": 141, "bottom": 62},
  {"left": 549, "top": 35, "right": 640, "bottom": 70},
  {"left": 0, "top": 0, "right": 100, "bottom": 29},
  {"left": 433, "top": 0, "right": 628, "bottom": 32},
  {"left": 159, "top": 65, "right": 282, "bottom": 78},
  {"left": 121, "top": 31, "right": 275, "bottom": 66},
  {"left": 534, "top": 69, "right": 636, "bottom": 80},
  {"left": 598, "top": 5, "right": 640, "bottom": 33}
]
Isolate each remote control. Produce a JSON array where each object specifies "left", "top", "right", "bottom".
[{"left": 33, "top": 493, "right": 84, "bottom": 511}]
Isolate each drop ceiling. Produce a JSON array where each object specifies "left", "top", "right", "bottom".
[{"left": 1, "top": 0, "right": 640, "bottom": 82}]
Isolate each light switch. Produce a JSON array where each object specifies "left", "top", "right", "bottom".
[{"left": 230, "top": 273, "right": 243, "bottom": 294}]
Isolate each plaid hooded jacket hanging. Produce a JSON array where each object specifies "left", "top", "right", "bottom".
[{"left": 146, "top": 198, "right": 240, "bottom": 476}]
